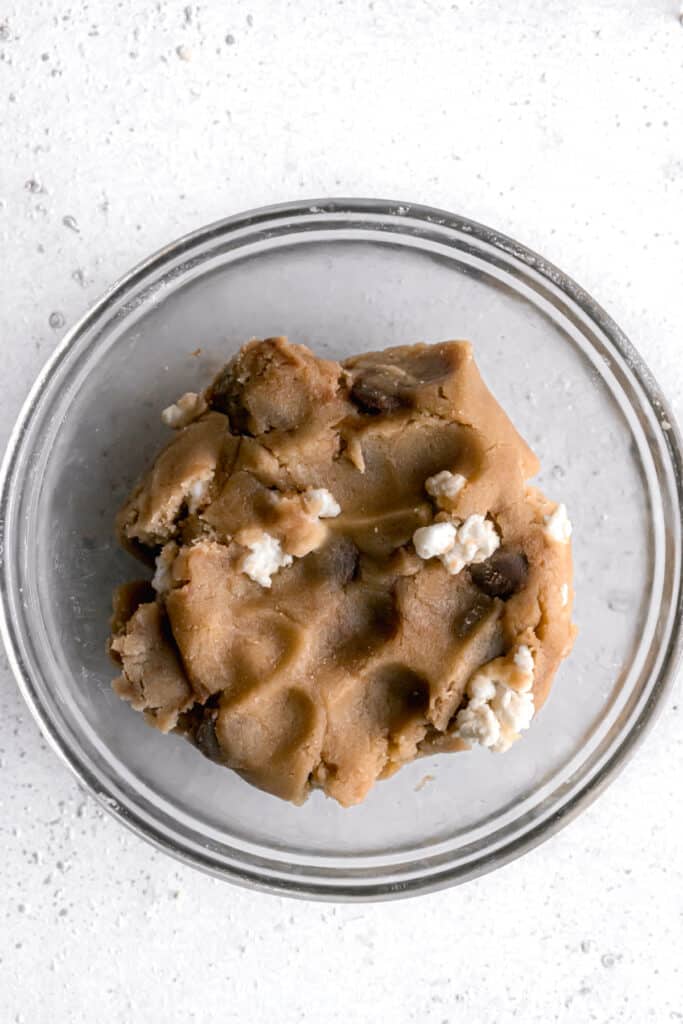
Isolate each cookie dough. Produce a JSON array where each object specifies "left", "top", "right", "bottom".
[{"left": 110, "top": 337, "right": 575, "bottom": 806}]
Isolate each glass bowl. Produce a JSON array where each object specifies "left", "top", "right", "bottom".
[{"left": 1, "top": 199, "right": 681, "bottom": 901}]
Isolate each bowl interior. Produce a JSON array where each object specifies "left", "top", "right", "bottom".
[{"left": 4, "top": 205, "right": 680, "bottom": 896}]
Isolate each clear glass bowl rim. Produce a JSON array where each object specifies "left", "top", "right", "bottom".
[{"left": 1, "top": 197, "right": 682, "bottom": 901}]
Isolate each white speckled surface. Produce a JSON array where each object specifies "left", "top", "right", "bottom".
[{"left": 1, "top": 2, "right": 682, "bottom": 1021}]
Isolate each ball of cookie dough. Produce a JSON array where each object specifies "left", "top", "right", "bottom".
[{"left": 110, "top": 337, "right": 575, "bottom": 806}]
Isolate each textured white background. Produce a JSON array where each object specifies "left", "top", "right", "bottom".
[{"left": 1, "top": 1, "right": 683, "bottom": 1022}]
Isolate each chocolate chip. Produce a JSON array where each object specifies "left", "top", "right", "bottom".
[
  {"left": 206, "top": 366, "right": 252, "bottom": 433},
  {"left": 470, "top": 549, "right": 528, "bottom": 600},
  {"left": 362, "top": 588, "right": 400, "bottom": 641},
  {"left": 346, "top": 347, "right": 453, "bottom": 416},
  {"left": 109, "top": 581, "right": 156, "bottom": 638},
  {"left": 316, "top": 536, "right": 360, "bottom": 586},
  {"left": 393, "top": 673, "right": 430, "bottom": 716},
  {"left": 195, "top": 708, "right": 223, "bottom": 763},
  {"left": 455, "top": 595, "right": 494, "bottom": 638},
  {"left": 370, "top": 664, "right": 430, "bottom": 728},
  {"left": 349, "top": 370, "right": 410, "bottom": 415}
]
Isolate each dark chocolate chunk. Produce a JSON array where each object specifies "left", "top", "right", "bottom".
[
  {"left": 318, "top": 536, "right": 360, "bottom": 586},
  {"left": 454, "top": 595, "right": 494, "bottom": 638},
  {"left": 470, "top": 549, "right": 528, "bottom": 600},
  {"left": 370, "top": 664, "right": 430, "bottom": 730},
  {"left": 206, "top": 364, "right": 251, "bottom": 433},
  {"left": 349, "top": 368, "right": 412, "bottom": 415},
  {"left": 195, "top": 707, "right": 223, "bottom": 763}
]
